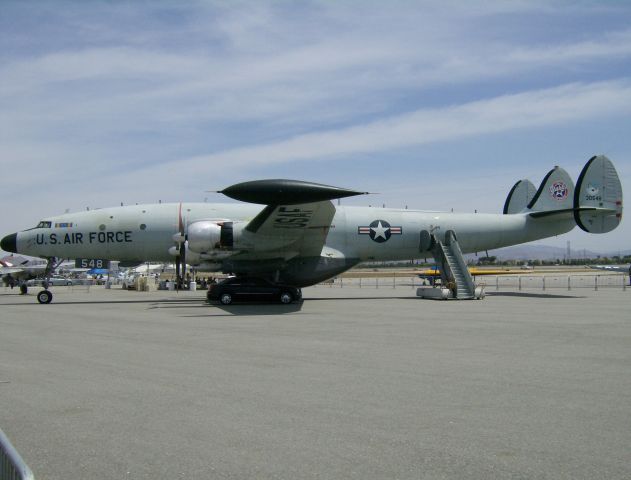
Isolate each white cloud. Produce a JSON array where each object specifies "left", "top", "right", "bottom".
[
  {"left": 3, "top": 12, "right": 631, "bottom": 134},
  {"left": 505, "top": 29, "right": 631, "bottom": 64},
  {"left": 146, "top": 80, "right": 631, "bottom": 173},
  {"left": 2, "top": 1, "right": 631, "bottom": 251}
]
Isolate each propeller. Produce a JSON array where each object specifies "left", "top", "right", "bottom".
[
  {"left": 174, "top": 203, "right": 187, "bottom": 290},
  {"left": 180, "top": 239, "right": 187, "bottom": 289}
]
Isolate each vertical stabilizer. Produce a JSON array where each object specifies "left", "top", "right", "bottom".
[
  {"left": 503, "top": 179, "right": 537, "bottom": 214},
  {"left": 574, "top": 155, "right": 623, "bottom": 233},
  {"left": 527, "top": 167, "right": 574, "bottom": 212}
]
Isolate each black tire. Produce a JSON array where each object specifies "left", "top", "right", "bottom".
[
  {"left": 19, "top": 284, "right": 28, "bottom": 295},
  {"left": 279, "top": 292, "right": 293, "bottom": 304},
  {"left": 66, "top": 281, "right": 73, "bottom": 286},
  {"left": 37, "top": 290, "right": 53, "bottom": 304},
  {"left": 219, "top": 293, "right": 233, "bottom": 305}
]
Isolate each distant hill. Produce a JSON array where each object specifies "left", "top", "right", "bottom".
[
  {"left": 360, "top": 243, "right": 629, "bottom": 268},
  {"left": 605, "top": 249, "right": 631, "bottom": 257}
]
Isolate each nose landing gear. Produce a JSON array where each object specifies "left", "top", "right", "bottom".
[
  {"left": 32, "top": 256, "right": 62, "bottom": 304},
  {"left": 37, "top": 290, "right": 53, "bottom": 304}
]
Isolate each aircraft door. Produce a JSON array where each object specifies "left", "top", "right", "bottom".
[{"left": 419, "top": 230, "right": 435, "bottom": 252}]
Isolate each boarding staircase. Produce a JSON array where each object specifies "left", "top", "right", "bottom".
[{"left": 432, "top": 230, "right": 476, "bottom": 299}]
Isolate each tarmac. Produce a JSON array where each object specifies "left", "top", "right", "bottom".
[{"left": 1, "top": 282, "right": 630, "bottom": 479}]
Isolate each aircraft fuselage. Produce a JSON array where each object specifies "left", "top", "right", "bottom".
[
  {"left": 2, "top": 156, "right": 622, "bottom": 289},
  {"left": 3, "top": 202, "right": 575, "bottom": 287}
]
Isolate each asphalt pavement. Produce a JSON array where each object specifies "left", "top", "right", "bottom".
[{"left": 1, "top": 284, "right": 630, "bottom": 479}]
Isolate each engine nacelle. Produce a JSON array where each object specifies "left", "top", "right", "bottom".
[
  {"left": 187, "top": 220, "right": 243, "bottom": 255},
  {"left": 187, "top": 221, "right": 222, "bottom": 253}
]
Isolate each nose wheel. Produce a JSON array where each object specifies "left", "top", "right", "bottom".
[
  {"left": 33, "top": 256, "right": 63, "bottom": 304},
  {"left": 37, "top": 289, "right": 53, "bottom": 304},
  {"left": 37, "top": 290, "right": 53, "bottom": 303}
]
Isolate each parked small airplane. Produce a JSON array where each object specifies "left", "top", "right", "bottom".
[
  {"left": 1, "top": 255, "right": 77, "bottom": 293},
  {"left": 589, "top": 264, "right": 631, "bottom": 274},
  {"left": 588, "top": 264, "right": 631, "bottom": 286},
  {"left": 0, "top": 254, "right": 48, "bottom": 287},
  {"left": 417, "top": 266, "right": 527, "bottom": 277},
  {"left": 1, "top": 155, "right": 623, "bottom": 303}
]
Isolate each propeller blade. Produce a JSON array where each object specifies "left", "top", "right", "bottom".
[
  {"left": 177, "top": 203, "right": 187, "bottom": 289},
  {"left": 181, "top": 241, "right": 186, "bottom": 284},
  {"left": 175, "top": 256, "right": 181, "bottom": 290}
]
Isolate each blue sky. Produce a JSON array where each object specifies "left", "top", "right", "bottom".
[{"left": 1, "top": 0, "right": 631, "bottom": 254}]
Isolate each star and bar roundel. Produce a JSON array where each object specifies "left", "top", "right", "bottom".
[{"left": 358, "top": 220, "right": 402, "bottom": 243}]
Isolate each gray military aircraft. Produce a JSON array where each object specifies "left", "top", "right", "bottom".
[
  {"left": 1, "top": 255, "right": 48, "bottom": 287},
  {"left": 589, "top": 264, "right": 631, "bottom": 274},
  {"left": 1, "top": 155, "right": 623, "bottom": 304},
  {"left": 0, "top": 255, "right": 77, "bottom": 293},
  {"left": 588, "top": 263, "right": 631, "bottom": 287}
]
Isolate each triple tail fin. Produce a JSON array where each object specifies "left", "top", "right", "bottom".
[
  {"left": 503, "top": 179, "right": 537, "bottom": 214},
  {"left": 573, "top": 155, "right": 623, "bottom": 233},
  {"left": 503, "top": 155, "right": 624, "bottom": 234},
  {"left": 526, "top": 166, "right": 574, "bottom": 213},
  {"left": 503, "top": 167, "right": 574, "bottom": 215}
]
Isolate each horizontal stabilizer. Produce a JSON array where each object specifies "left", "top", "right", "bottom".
[
  {"left": 528, "top": 206, "right": 613, "bottom": 219},
  {"left": 220, "top": 179, "right": 368, "bottom": 205},
  {"left": 503, "top": 179, "right": 536, "bottom": 214},
  {"left": 573, "top": 155, "right": 623, "bottom": 233},
  {"left": 527, "top": 166, "right": 574, "bottom": 212}
]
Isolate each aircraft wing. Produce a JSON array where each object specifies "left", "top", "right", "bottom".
[
  {"left": 1, "top": 265, "right": 47, "bottom": 275},
  {"left": 1, "top": 264, "right": 48, "bottom": 283},
  {"left": 240, "top": 201, "right": 336, "bottom": 258},
  {"left": 1, "top": 266, "right": 25, "bottom": 275},
  {"left": 219, "top": 179, "right": 367, "bottom": 260}
]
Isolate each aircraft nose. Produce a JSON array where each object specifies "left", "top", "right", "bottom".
[{"left": 1, "top": 233, "right": 17, "bottom": 253}]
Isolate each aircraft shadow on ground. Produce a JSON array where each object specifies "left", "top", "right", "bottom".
[
  {"left": 0, "top": 295, "right": 206, "bottom": 306},
  {"left": 305, "top": 296, "right": 413, "bottom": 301},
  {"left": 0, "top": 297, "right": 307, "bottom": 315},
  {"left": 1, "top": 292, "right": 589, "bottom": 309},
  {"left": 207, "top": 301, "right": 305, "bottom": 315},
  {"left": 485, "top": 292, "right": 585, "bottom": 299}
]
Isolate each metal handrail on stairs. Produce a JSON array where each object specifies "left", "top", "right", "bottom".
[
  {"left": 432, "top": 230, "right": 476, "bottom": 299},
  {"left": 0, "top": 427, "right": 35, "bottom": 480}
]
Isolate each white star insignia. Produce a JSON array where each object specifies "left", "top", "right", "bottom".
[{"left": 371, "top": 221, "right": 389, "bottom": 239}]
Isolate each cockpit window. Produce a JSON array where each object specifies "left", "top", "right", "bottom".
[{"left": 36, "top": 221, "right": 52, "bottom": 228}]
